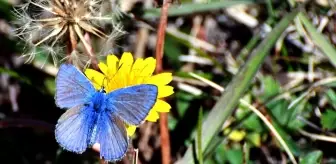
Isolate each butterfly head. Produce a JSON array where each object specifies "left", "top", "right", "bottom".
[
  {"left": 99, "top": 87, "right": 106, "bottom": 93},
  {"left": 98, "top": 77, "right": 108, "bottom": 93}
]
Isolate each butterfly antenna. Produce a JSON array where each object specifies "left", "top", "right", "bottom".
[
  {"left": 132, "top": 62, "right": 150, "bottom": 80},
  {"left": 108, "top": 62, "right": 126, "bottom": 87},
  {"left": 100, "top": 77, "right": 107, "bottom": 93},
  {"left": 138, "top": 63, "right": 150, "bottom": 79},
  {"left": 104, "top": 62, "right": 136, "bottom": 88}
]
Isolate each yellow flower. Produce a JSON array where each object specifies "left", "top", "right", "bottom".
[{"left": 84, "top": 52, "right": 174, "bottom": 136}]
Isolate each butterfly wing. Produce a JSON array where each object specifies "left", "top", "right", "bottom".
[
  {"left": 55, "top": 64, "right": 95, "bottom": 108},
  {"left": 106, "top": 84, "right": 158, "bottom": 125},
  {"left": 95, "top": 112, "right": 128, "bottom": 161},
  {"left": 55, "top": 105, "right": 97, "bottom": 153}
]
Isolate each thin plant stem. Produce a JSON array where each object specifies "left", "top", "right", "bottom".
[
  {"left": 84, "top": 32, "right": 99, "bottom": 70},
  {"left": 133, "top": 148, "right": 139, "bottom": 164},
  {"left": 299, "top": 130, "right": 336, "bottom": 143},
  {"left": 239, "top": 100, "right": 298, "bottom": 164},
  {"left": 73, "top": 24, "right": 99, "bottom": 70},
  {"left": 155, "top": 0, "right": 172, "bottom": 164}
]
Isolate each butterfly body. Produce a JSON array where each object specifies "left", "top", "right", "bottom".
[
  {"left": 87, "top": 90, "right": 107, "bottom": 113},
  {"left": 54, "top": 64, "right": 158, "bottom": 161}
]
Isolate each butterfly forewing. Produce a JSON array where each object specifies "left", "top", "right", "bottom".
[
  {"left": 95, "top": 112, "right": 129, "bottom": 161},
  {"left": 54, "top": 64, "right": 158, "bottom": 161},
  {"left": 55, "top": 64, "right": 95, "bottom": 108},
  {"left": 55, "top": 105, "right": 97, "bottom": 153},
  {"left": 106, "top": 84, "right": 158, "bottom": 126}
]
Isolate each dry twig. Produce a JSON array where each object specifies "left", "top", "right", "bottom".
[{"left": 155, "top": 0, "right": 172, "bottom": 164}]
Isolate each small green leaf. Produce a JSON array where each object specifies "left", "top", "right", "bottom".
[
  {"left": 260, "top": 76, "right": 281, "bottom": 101},
  {"left": 237, "top": 102, "right": 264, "bottom": 133},
  {"left": 243, "top": 115, "right": 264, "bottom": 133},
  {"left": 300, "top": 151, "right": 323, "bottom": 164},
  {"left": 246, "top": 132, "right": 261, "bottom": 147},
  {"left": 214, "top": 145, "right": 227, "bottom": 163},
  {"left": 267, "top": 100, "right": 290, "bottom": 126},
  {"left": 321, "top": 109, "right": 336, "bottom": 130},
  {"left": 326, "top": 89, "right": 336, "bottom": 109},
  {"left": 287, "top": 102, "right": 311, "bottom": 130},
  {"left": 226, "top": 147, "right": 243, "bottom": 164}
]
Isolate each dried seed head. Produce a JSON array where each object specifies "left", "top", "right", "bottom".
[
  {"left": 12, "top": 0, "right": 124, "bottom": 66},
  {"left": 60, "top": 50, "right": 90, "bottom": 69},
  {"left": 99, "top": 23, "right": 125, "bottom": 55}
]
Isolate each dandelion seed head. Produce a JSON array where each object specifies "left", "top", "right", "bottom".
[
  {"left": 20, "top": 46, "right": 40, "bottom": 64},
  {"left": 12, "top": 0, "right": 124, "bottom": 65},
  {"left": 100, "top": 23, "right": 125, "bottom": 55},
  {"left": 40, "top": 45, "right": 64, "bottom": 66},
  {"left": 61, "top": 50, "right": 91, "bottom": 69}
]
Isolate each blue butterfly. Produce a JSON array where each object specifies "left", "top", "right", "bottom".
[{"left": 54, "top": 63, "right": 158, "bottom": 161}]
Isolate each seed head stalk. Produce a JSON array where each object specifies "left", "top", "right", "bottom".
[{"left": 84, "top": 33, "right": 99, "bottom": 70}]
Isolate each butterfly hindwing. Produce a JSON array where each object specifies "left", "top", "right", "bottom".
[
  {"left": 55, "top": 64, "right": 95, "bottom": 108},
  {"left": 55, "top": 105, "right": 97, "bottom": 153},
  {"left": 106, "top": 84, "right": 158, "bottom": 125},
  {"left": 55, "top": 64, "right": 158, "bottom": 161},
  {"left": 95, "top": 112, "right": 128, "bottom": 161}
]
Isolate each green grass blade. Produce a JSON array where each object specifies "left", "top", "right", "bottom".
[
  {"left": 300, "top": 150, "right": 323, "bottom": 164},
  {"left": 143, "top": 1, "right": 254, "bottom": 18},
  {"left": 176, "top": 10, "right": 299, "bottom": 164},
  {"left": 0, "top": 67, "right": 31, "bottom": 85},
  {"left": 299, "top": 13, "right": 336, "bottom": 68}
]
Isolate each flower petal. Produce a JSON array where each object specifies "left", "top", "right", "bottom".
[
  {"left": 119, "top": 52, "right": 134, "bottom": 71},
  {"left": 84, "top": 69, "right": 105, "bottom": 89},
  {"left": 147, "top": 73, "right": 173, "bottom": 86},
  {"left": 107, "top": 54, "right": 119, "bottom": 67},
  {"left": 98, "top": 63, "right": 108, "bottom": 75},
  {"left": 132, "top": 58, "right": 144, "bottom": 73},
  {"left": 126, "top": 124, "right": 137, "bottom": 136},
  {"left": 146, "top": 109, "right": 159, "bottom": 122},
  {"left": 152, "top": 99, "right": 171, "bottom": 112},
  {"left": 158, "top": 86, "right": 174, "bottom": 98},
  {"left": 131, "top": 58, "right": 145, "bottom": 84},
  {"left": 140, "top": 57, "right": 156, "bottom": 77},
  {"left": 107, "top": 54, "right": 119, "bottom": 76},
  {"left": 112, "top": 52, "right": 134, "bottom": 88}
]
